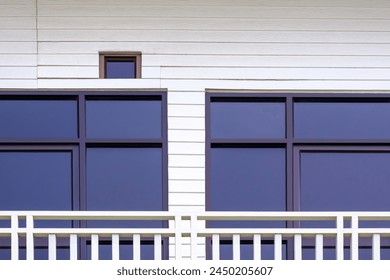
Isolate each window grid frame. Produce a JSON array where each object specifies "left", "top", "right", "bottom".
[{"left": 99, "top": 52, "right": 142, "bottom": 79}]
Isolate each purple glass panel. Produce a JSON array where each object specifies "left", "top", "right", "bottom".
[{"left": 106, "top": 61, "right": 136, "bottom": 79}]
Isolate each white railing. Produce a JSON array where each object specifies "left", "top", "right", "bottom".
[{"left": 1, "top": 211, "right": 390, "bottom": 260}]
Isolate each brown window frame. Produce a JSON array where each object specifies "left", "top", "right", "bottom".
[{"left": 99, "top": 52, "right": 142, "bottom": 79}]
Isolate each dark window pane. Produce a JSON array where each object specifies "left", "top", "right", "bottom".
[
  {"left": 86, "top": 100, "right": 161, "bottom": 138},
  {"left": 106, "top": 61, "right": 136, "bottom": 78},
  {"left": 0, "top": 152, "right": 72, "bottom": 211},
  {"left": 217, "top": 242, "right": 287, "bottom": 260},
  {"left": 86, "top": 240, "right": 156, "bottom": 260},
  {"left": 0, "top": 100, "right": 77, "bottom": 138},
  {"left": 210, "top": 148, "right": 285, "bottom": 228},
  {"left": 87, "top": 148, "right": 163, "bottom": 212},
  {"left": 294, "top": 102, "right": 390, "bottom": 139},
  {"left": 300, "top": 152, "right": 390, "bottom": 211},
  {"left": 211, "top": 102, "right": 285, "bottom": 139}
]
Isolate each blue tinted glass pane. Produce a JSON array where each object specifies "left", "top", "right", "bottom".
[
  {"left": 0, "top": 100, "right": 77, "bottom": 138},
  {"left": 210, "top": 148, "right": 285, "bottom": 228},
  {"left": 106, "top": 61, "right": 135, "bottom": 78},
  {"left": 86, "top": 241, "right": 155, "bottom": 260},
  {"left": 87, "top": 148, "right": 162, "bottom": 211},
  {"left": 0, "top": 152, "right": 72, "bottom": 211},
  {"left": 294, "top": 102, "right": 390, "bottom": 139},
  {"left": 218, "top": 242, "right": 286, "bottom": 260},
  {"left": 211, "top": 102, "right": 285, "bottom": 139},
  {"left": 86, "top": 100, "right": 161, "bottom": 138},
  {"left": 301, "top": 152, "right": 390, "bottom": 211}
]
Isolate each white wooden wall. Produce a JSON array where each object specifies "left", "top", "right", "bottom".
[{"left": 1, "top": 0, "right": 390, "bottom": 259}]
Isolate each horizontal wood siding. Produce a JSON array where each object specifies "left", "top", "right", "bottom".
[
  {"left": 2, "top": 0, "right": 390, "bottom": 258},
  {"left": 0, "top": 0, "right": 36, "bottom": 86}
]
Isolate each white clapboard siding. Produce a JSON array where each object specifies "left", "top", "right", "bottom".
[
  {"left": 37, "top": 78, "right": 161, "bottom": 89},
  {"left": 0, "top": 67, "right": 36, "bottom": 79},
  {"left": 169, "top": 180, "right": 205, "bottom": 193},
  {"left": 168, "top": 130, "right": 205, "bottom": 143},
  {"left": 162, "top": 79, "right": 390, "bottom": 91},
  {"left": 38, "top": 30, "right": 390, "bottom": 44},
  {"left": 169, "top": 167, "right": 205, "bottom": 180},
  {"left": 0, "top": 17, "right": 36, "bottom": 29},
  {"left": 0, "top": 5, "right": 36, "bottom": 16},
  {"left": 38, "top": 54, "right": 98, "bottom": 66},
  {"left": 37, "top": 5, "right": 390, "bottom": 19},
  {"left": 169, "top": 154, "right": 205, "bottom": 167},
  {"left": 0, "top": 79, "right": 37, "bottom": 88},
  {"left": 37, "top": 17, "right": 390, "bottom": 32},
  {"left": 0, "top": 42, "right": 36, "bottom": 54},
  {"left": 162, "top": 67, "right": 390, "bottom": 81},
  {"left": 0, "top": 30, "right": 36, "bottom": 42},
  {"left": 168, "top": 92, "right": 205, "bottom": 105},
  {"left": 35, "top": 0, "right": 390, "bottom": 8},
  {"left": 168, "top": 104, "right": 204, "bottom": 117},
  {"left": 168, "top": 143, "right": 205, "bottom": 155},
  {"left": 38, "top": 42, "right": 390, "bottom": 56},
  {"left": 0, "top": 55, "right": 36, "bottom": 66},
  {"left": 168, "top": 117, "right": 204, "bottom": 130},
  {"left": 169, "top": 193, "right": 204, "bottom": 206},
  {"left": 144, "top": 55, "right": 390, "bottom": 69}
]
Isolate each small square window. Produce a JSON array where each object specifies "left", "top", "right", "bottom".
[{"left": 99, "top": 52, "right": 141, "bottom": 79}]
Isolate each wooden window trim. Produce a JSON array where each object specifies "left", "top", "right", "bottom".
[{"left": 99, "top": 52, "right": 142, "bottom": 79}]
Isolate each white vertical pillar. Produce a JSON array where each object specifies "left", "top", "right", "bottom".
[
  {"left": 26, "top": 215, "right": 34, "bottom": 260},
  {"left": 294, "top": 234, "right": 302, "bottom": 260},
  {"left": 190, "top": 216, "right": 197, "bottom": 260},
  {"left": 336, "top": 216, "right": 344, "bottom": 260},
  {"left": 70, "top": 234, "right": 78, "bottom": 260},
  {"left": 274, "top": 234, "right": 282, "bottom": 260},
  {"left": 174, "top": 216, "right": 182, "bottom": 260},
  {"left": 350, "top": 215, "right": 359, "bottom": 260},
  {"left": 91, "top": 234, "right": 99, "bottom": 260},
  {"left": 48, "top": 234, "right": 57, "bottom": 260},
  {"left": 212, "top": 234, "right": 220, "bottom": 260},
  {"left": 112, "top": 234, "right": 120, "bottom": 260},
  {"left": 232, "top": 234, "right": 240, "bottom": 260},
  {"left": 133, "top": 234, "right": 141, "bottom": 260},
  {"left": 315, "top": 234, "right": 324, "bottom": 260},
  {"left": 154, "top": 234, "right": 162, "bottom": 260},
  {"left": 372, "top": 234, "right": 381, "bottom": 260},
  {"left": 253, "top": 234, "right": 262, "bottom": 260},
  {"left": 11, "top": 215, "right": 18, "bottom": 260}
]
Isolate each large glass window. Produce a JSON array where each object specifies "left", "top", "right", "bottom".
[
  {"left": 0, "top": 91, "right": 167, "bottom": 260},
  {"left": 207, "top": 93, "right": 390, "bottom": 260}
]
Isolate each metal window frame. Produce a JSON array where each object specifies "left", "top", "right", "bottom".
[{"left": 99, "top": 52, "right": 142, "bottom": 79}]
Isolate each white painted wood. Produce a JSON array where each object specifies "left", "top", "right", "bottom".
[
  {"left": 162, "top": 67, "right": 390, "bottom": 81},
  {"left": 169, "top": 180, "right": 204, "bottom": 193},
  {"left": 190, "top": 216, "right": 197, "bottom": 260},
  {"left": 48, "top": 234, "right": 56, "bottom": 260},
  {"left": 168, "top": 104, "right": 204, "bottom": 117},
  {"left": 38, "top": 42, "right": 390, "bottom": 56},
  {"left": 294, "top": 234, "right": 302, "bottom": 260},
  {"left": 154, "top": 234, "right": 162, "bottom": 260},
  {"left": 0, "top": 67, "right": 36, "bottom": 79},
  {"left": 232, "top": 234, "right": 240, "bottom": 260},
  {"left": 38, "top": 54, "right": 98, "bottom": 66},
  {"left": 0, "top": 55, "right": 37, "bottom": 66},
  {"left": 169, "top": 193, "right": 204, "bottom": 206},
  {"left": 35, "top": 0, "right": 390, "bottom": 8},
  {"left": 37, "top": 5, "right": 390, "bottom": 19},
  {"left": 212, "top": 234, "right": 220, "bottom": 260},
  {"left": 70, "top": 234, "right": 78, "bottom": 260},
  {"left": 350, "top": 215, "right": 359, "bottom": 260},
  {"left": 112, "top": 234, "right": 120, "bottom": 260},
  {"left": 0, "top": 79, "right": 37, "bottom": 88},
  {"left": 168, "top": 118, "right": 204, "bottom": 131},
  {"left": 0, "top": 5, "right": 36, "bottom": 16},
  {"left": 91, "top": 234, "right": 99, "bottom": 260},
  {"left": 168, "top": 92, "right": 204, "bottom": 105},
  {"left": 274, "top": 234, "right": 282, "bottom": 260},
  {"left": 37, "top": 17, "right": 390, "bottom": 32},
  {"left": 26, "top": 215, "right": 34, "bottom": 260},
  {"left": 11, "top": 215, "right": 18, "bottom": 260},
  {"left": 169, "top": 154, "right": 205, "bottom": 167},
  {"left": 133, "top": 234, "right": 141, "bottom": 260},
  {"left": 0, "top": 17, "right": 36, "bottom": 29},
  {"left": 253, "top": 234, "right": 261, "bottom": 260},
  {"left": 315, "top": 234, "right": 324, "bottom": 260},
  {"left": 37, "top": 78, "right": 161, "bottom": 89},
  {"left": 0, "top": 42, "right": 36, "bottom": 54},
  {"left": 174, "top": 216, "right": 182, "bottom": 260},
  {"left": 0, "top": 30, "right": 36, "bottom": 42},
  {"left": 372, "top": 234, "right": 381, "bottom": 260},
  {"left": 38, "top": 66, "right": 98, "bottom": 78},
  {"left": 169, "top": 167, "right": 205, "bottom": 180},
  {"left": 336, "top": 216, "right": 344, "bottom": 260}
]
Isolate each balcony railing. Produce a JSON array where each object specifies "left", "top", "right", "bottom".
[{"left": 1, "top": 211, "right": 390, "bottom": 260}]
